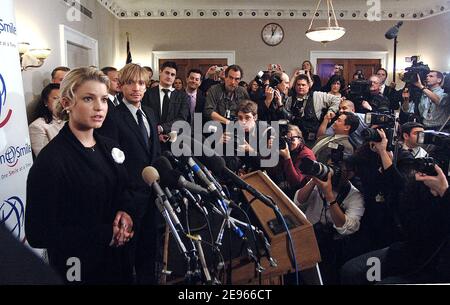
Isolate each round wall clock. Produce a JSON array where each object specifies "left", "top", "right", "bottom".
[{"left": 261, "top": 23, "right": 284, "bottom": 46}]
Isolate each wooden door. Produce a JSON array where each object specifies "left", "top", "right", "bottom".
[
  {"left": 158, "top": 58, "right": 228, "bottom": 79},
  {"left": 317, "top": 58, "right": 381, "bottom": 85}
]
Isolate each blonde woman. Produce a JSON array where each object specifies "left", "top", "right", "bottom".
[{"left": 26, "top": 67, "right": 135, "bottom": 284}]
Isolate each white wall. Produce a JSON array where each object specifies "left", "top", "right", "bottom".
[
  {"left": 15, "top": 0, "right": 119, "bottom": 121},
  {"left": 117, "top": 18, "right": 418, "bottom": 81}
]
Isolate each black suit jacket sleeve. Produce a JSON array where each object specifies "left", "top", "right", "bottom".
[{"left": 160, "top": 91, "right": 190, "bottom": 132}]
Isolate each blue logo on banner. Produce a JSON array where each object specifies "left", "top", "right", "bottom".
[
  {"left": 0, "top": 196, "right": 25, "bottom": 239},
  {"left": 0, "top": 144, "right": 32, "bottom": 167},
  {"left": 0, "top": 19, "right": 17, "bottom": 35},
  {"left": 0, "top": 73, "right": 13, "bottom": 128}
]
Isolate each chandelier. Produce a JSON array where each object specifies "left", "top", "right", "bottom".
[{"left": 305, "top": 0, "right": 346, "bottom": 43}]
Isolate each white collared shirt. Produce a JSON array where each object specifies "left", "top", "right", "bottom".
[
  {"left": 122, "top": 98, "right": 150, "bottom": 136},
  {"left": 108, "top": 94, "right": 119, "bottom": 106},
  {"left": 159, "top": 85, "right": 175, "bottom": 115}
]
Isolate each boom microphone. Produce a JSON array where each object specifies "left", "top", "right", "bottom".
[{"left": 385, "top": 21, "right": 403, "bottom": 39}]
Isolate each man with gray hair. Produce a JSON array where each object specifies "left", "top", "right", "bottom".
[{"left": 359, "top": 75, "right": 390, "bottom": 113}]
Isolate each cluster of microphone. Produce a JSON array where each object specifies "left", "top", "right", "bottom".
[{"left": 141, "top": 137, "right": 278, "bottom": 284}]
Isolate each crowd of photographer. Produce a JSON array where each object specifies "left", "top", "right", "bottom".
[{"left": 197, "top": 60, "right": 450, "bottom": 284}]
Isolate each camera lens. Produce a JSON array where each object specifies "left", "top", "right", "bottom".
[
  {"left": 361, "top": 128, "right": 382, "bottom": 142},
  {"left": 298, "top": 158, "right": 332, "bottom": 181}
]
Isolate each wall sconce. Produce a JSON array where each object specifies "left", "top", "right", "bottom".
[{"left": 18, "top": 42, "right": 51, "bottom": 71}]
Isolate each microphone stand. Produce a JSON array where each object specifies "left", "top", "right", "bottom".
[
  {"left": 393, "top": 36, "right": 398, "bottom": 83},
  {"left": 155, "top": 195, "right": 192, "bottom": 283}
]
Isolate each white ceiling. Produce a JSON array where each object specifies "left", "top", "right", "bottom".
[{"left": 97, "top": 0, "right": 450, "bottom": 20}]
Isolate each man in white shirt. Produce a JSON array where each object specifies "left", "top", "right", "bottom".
[{"left": 101, "top": 67, "right": 121, "bottom": 107}]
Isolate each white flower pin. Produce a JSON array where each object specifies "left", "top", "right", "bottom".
[{"left": 111, "top": 148, "right": 125, "bottom": 164}]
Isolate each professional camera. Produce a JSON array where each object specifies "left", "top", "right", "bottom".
[
  {"left": 298, "top": 145, "right": 345, "bottom": 182},
  {"left": 403, "top": 56, "right": 430, "bottom": 84},
  {"left": 347, "top": 79, "right": 371, "bottom": 105},
  {"left": 417, "top": 130, "right": 450, "bottom": 148},
  {"left": 278, "top": 120, "right": 291, "bottom": 150},
  {"left": 412, "top": 157, "right": 438, "bottom": 176},
  {"left": 365, "top": 112, "right": 395, "bottom": 127},
  {"left": 268, "top": 73, "right": 282, "bottom": 89},
  {"left": 254, "top": 71, "right": 271, "bottom": 88}
]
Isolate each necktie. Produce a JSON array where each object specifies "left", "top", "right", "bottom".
[
  {"left": 113, "top": 96, "right": 119, "bottom": 107},
  {"left": 136, "top": 109, "right": 149, "bottom": 150},
  {"left": 161, "top": 89, "right": 170, "bottom": 122},
  {"left": 189, "top": 94, "right": 196, "bottom": 115}
]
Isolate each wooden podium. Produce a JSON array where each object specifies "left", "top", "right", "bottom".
[{"left": 228, "top": 170, "right": 321, "bottom": 284}]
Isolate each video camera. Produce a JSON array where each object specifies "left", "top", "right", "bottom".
[
  {"left": 417, "top": 130, "right": 450, "bottom": 148},
  {"left": 347, "top": 79, "right": 371, "bottom": 105},
  {"left": 361, "top": 112, "right": 397, "bottom": 150},
  {"left": 403, "top": 56, "right": 430, "bottom": 84}
]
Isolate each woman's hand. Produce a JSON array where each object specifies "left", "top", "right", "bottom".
[
  {"left": 111, "top": 211, "right": 134, "bottom": 247},
  {"left": 415, "top": 164, "right": 449, "bottom": 197}
]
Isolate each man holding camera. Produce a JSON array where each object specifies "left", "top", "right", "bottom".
[
  {"left": 204, "top": 65, "right": 250, "bottom": 125},
  {"left": 399, "top": 122, "right": 428, "bottom": 159},
  {"left": 285, "top": 74, "right": 340, "bottom": 146},
  {"left": 219, "top": 100, "right": 269, "bottom": 174},
  {"left": 317, "top": 100, "right": 368, "bottom": 149},
  {"left": 415, "top": 70, "right": 449, "bottom": 132},
  {"left": 312, "top": 112, "right": 359, "bottom": 163},
  {"left": 341, "top": 130, "right": 450, "bottom": 284},
  {"left": 199, "top": 65, "right": 228, "bottom": 93},
  {"left": 294, "top": 155, "right": 365, "bottom": 284},
  {"left": 258, "top": 71, "right": 291, "bottom": 122}
]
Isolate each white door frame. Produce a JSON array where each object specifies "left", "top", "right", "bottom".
[
  {"left": 151, "top": 51, "right": 235, "bottom": 78},
  {"left": 59, "top": 25, "right": 99, "bottom": 67}
]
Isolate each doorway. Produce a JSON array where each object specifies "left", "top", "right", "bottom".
[{"left": 317, "top": 58, "right": 381, "bottom": 85}]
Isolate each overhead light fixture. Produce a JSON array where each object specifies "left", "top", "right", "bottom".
[
  {"left": 305, "top": 0, "right": 346, "bottom": 44},
  {"left": 18, "top": 42, "right": 51, "bottom": 71}
]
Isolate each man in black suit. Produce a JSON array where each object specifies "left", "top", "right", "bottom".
[
  {"left": 376, "top": 68, "right": 401, "bottom": 111},
  {"left": 101, "top": 66, "right": 122, "bottom": 107},
  {"left": 142, "top": 61, "right": 190, "bottom": 147},
  {"left": 185, "top": 68, "right": 207, "bottom": 126},
  {"left": 98, "top": 63, "right": 161, "bottom": 284}
]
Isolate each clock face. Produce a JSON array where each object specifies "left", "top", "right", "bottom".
[{"left": 261, "top": 23, "right": 284, "bottom": 46}]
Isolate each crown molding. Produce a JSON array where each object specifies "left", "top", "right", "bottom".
[{"left": 97, "top": 0, "right": 450, "bottom": 21}]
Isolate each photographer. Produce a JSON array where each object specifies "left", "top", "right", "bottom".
[
  {"left": 398, "top": 122, "right": 428, "bottom": 160},
  {"left": 199, "top": 65, "right": 227, "bottom": 93},
  {"left": 358, "top": 75, "right": 391, "bottom": 113},
  {"left": 294, "top": 156, "right": 365, "bottom": 284},
  {"left": 341, "top": 145, "right": 450, "bottom": 284},
  {"left": 415, "top": 71, "right": 449, "bottom": 132},
  {"left": 258, "top": 72, "right": 291, "bottom": 122},
  {"left": 285, "top": 74, "right": 340, "bottom": 146},
  {"left": 312, "top": 112, "right": 359, "bottom": 163},
  {"left": 350, "top": 129, "right": 405, "bottom": 251},
  {"left": 204, "top": 65, "right": 250, "bottom": 125},
  {"left": 219, "top": 100, "right": 268, "bottom": 174},
  {"left": 266, "top": 125, "right": 316, "bottom": 198},
  {"left": 317, "top": 100, "right": 367, "bottom": 149}
]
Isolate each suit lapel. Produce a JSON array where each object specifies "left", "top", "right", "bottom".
[
  {"left": 152, "top": 88, "right": 162, "bottom": 120},
  {"left": 118, "top": 104, "right": 149, "bottom": 154}
]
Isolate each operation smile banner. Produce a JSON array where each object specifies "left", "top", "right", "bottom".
[{"left": 0, "top": 0, "right": 34, "bottom": 244}]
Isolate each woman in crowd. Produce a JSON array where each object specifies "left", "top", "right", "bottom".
[
  {"left": 173, "top": 77, "right": 185, "bottom": 91},
  {"left": 328, "top": 75, "right": 346, "bottom": 100},
  {"left": 28, "top": 84, "right": 65, "bottom": 157},
  {"left": 26, "top": 67, "right": 136, "bottom": 284},
  {"left": 290, "top": 60, "right": 322, "bottom": 92}
]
